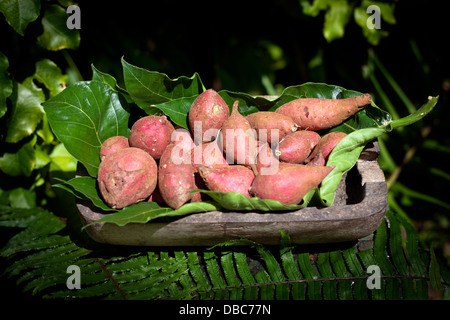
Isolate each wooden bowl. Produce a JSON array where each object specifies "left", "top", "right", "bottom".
[{"left": 76, "top": 141, "right": 387, "bottom": 246}]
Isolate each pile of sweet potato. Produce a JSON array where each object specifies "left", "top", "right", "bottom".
[{"left": 97, "top": 89, "right": 371, "bottom": 209}]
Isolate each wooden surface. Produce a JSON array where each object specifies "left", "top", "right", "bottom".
[{"left": 77, "top": 142, "right": 388, "bottom": 247}]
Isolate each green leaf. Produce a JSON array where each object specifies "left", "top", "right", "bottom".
[
  {"left": 0, "top": 52, "right": 13, "bottom": 119},
  {"left": 43, "top": 81, "right": 130, "bottom": 177},
  {"left": 195, "top": 190, "right": 306, "bottom": 212},
  {"left": 37, "top": 4, "right": 80, "bottom": 51},
  {"left": 0, "top": 0, "right": 41, "bottom": 36},
  {"left": 319, "top": 127, "right": 386, "bottom": 205},
  {"left": 53, "top": 176, "right": 114, "bottom": 212},
  {"left": 85, "top": 200, "right": 222, "bottom": 227},
  {"left": 323, "top": 0, "right": 352, "bottom": 42},
  {"left": 0, "top": 136, "right": 36, "bottom": 177},
  {"left": 121, "top": 58, "right": 205, "bottom": 108},
  {"left": 5, "top": 77, "right": 45, "bottom": 143},
  {"left": 33, "top": 59, "right": 68, "bottom": 97}
]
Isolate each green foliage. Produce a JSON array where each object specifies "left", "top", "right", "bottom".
[
  {"left": 300, "top": 0, "right": 396, "bottom": 45},
  {"left": 0, "top": 205, "right": 449, "bottom": 299}
]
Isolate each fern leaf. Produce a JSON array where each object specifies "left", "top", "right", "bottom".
[
  {"left": 297, "top": 252, "right": 322, "bottom": 300},
  {"left": 220, "top": 252, "right": 243, "bottom": 300},
  {"left": 317, "top": 252, "right": 338, "bottom": 300},
  {"left": 233, "top": 252, "right": 258, "bottom": 300}
]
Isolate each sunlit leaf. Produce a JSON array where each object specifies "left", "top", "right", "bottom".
[
  {"left": 37, "top": 5, "right": 80, "bottom": 51},
  {"left": 5, "top": 77, "right": 45, "bottom": 143}
]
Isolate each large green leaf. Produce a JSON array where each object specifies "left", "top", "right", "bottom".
[
  {"left": 0, "top": 0, "right": 41, "bottom": 36},
  {"left": 121, "top": 58, "right": 205, "bottom": 109},
  {"left": 43, "top": 81, "right": 130, "bottom": 177},
  {"left": 37, "top": 5, "right": 80, "bottom": 51},
  {"left": 5, "top": 77, "right": 45, "bottom": 143}
]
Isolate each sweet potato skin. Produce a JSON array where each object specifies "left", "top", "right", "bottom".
[
  {"left": 305, "top": 131, "right": 347, "bottom": 164},
  {"left": 246, "top": 111, "right": 298, "bottom": 145},
  {"left": 188, "top": 89, "right": 229, "bottom": 144},
  {"left": 275, "top": 93, "right": 371, "bottom": 130},
  {"left": 100, "top": 136, "right": 129, "bottom": 161},
  {"left": 158, "top": 143, "right": 198, "bottom": 209},
  {"left": 249, "top": 163, "right": 334, "bottom": 205},
  {"left": 98, "top": 147, "right": 157, "bottom": 209},
  {"left": 197, "top": 165, "right": 255, "bottom": 197},
  {"left": 129, "top": 115, "right": 175, "bottom": 160},
  {"left": 191, "top": 140, "right": 228, "bottom": 172},
  {"left": 218, "top": 101, "right": 258, "bottom": 165},
  {"left": 276, "top": 130, "right": 320, "bottom": 163}
]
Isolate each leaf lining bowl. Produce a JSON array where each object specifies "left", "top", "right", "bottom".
[{"left": 76, "top": 142, "right": 387, "bottom": 246}]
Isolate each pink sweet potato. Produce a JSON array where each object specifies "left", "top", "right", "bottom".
[
  {"left": 188, "top": 89, "right": 229, "bottom": 144},
  {"left": 249, "top": 163, "right": 334, "bottom": 205},
  {"left": 254, "top": 142, "right": 280, "bottom": 175},
  {"left": 275, "top": 93, "right": 371, "bottom": 131},
  {"left": 158, "top": 143, "right": 198, "bottom": 209},
  {"left": 218, "top": 101, "right": 258, "bottom": 166},
  {"left": 129, "top": 115, "right": 175, "bottom": 160},
  {"left": 197, "top": 165, "right": 255, "bottom": 197},
  {"left": 246, "top": 111, "right": 298, "bottom": 145},
  {"left": 98, "top": 147, "right": 157, "bottom": 209},
  {"left": 171, "top": 126, "right": 195, "bottom": 151},
  {"left": 275, "top": 130, "right": 321, "bottom": 164},
  {"left": 100, "top": 136, "right": 129, "bottom": 161},
  {"left": 191, "top": 140, "right": 228, "bottom": 172},
  {"left": 305, "top": 131, "right": 347, "bottom": 164}
]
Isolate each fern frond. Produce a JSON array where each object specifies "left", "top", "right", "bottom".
[{"left": 1, "top": 205, "right": 449, "bottom": 300}]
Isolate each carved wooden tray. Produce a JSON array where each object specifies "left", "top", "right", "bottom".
[{"left": 76, "top": 142, "right": 387, "bottom": 246}]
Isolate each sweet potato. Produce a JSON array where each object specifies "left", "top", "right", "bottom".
[
  {"left": 158, "top": 143, "right": 198, "bottom": 209},
  {"left": 254, "top": 142, "right": 280, "bottom": 175},
  {"left": 188, "top": 89, "right": 229, "bottom": 144},
  {"left": 98, "top": 147, "right": 157, "bottom": 209},
  {"left": 99, "top": 136, "right": 129, "bottom": 161},
  {"left": 305, "top": 131, "right": 347, "bottom": 164},
  {"left": 218, "top": 101, "right": 258, "bottom": 166},
  {"left": 249, "top": 163, "right": 334, "bottom": 205},
  {"left": 246, "top": 111, "right": 298, "bottom": 145},
  {"left": 171, "top": 127, "right": 195, "bottom": 151},
  {"left": 191, "top": 140, "right": 228, "bottom": 172},
  {"left": 275, "top": 130, "right": 320, "bottom": 164},
  {"left": 197, "top": 165, "right": 255, "bottom": 197},
  {"left": 129, "top": 115, "right": 175, "bottom": 160},
  {"left": 275, "top": 93, "right": 371, "bottom": 130}
]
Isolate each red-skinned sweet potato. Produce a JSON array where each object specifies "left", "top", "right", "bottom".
[
  {"left": 305, "top": 131, "right": 347, "bottom": 164},
  {"left": 191, "top": 140, "right": 228, "bottom": 172},
  {"left": 275, "top": 93, "right": 371, "bottom": 131},
  {"left": 197, "top": 165, "right": 255, "bottom": 197},
  {"left": 188, "top": 89, "right": 229, "bottom": 144},
  {"left": 246, "top": 111, "right": 298, "bottom": 145},
  {"left": 129, "top": 115, "right": 175, "bottom": 160},
  {"left": 254, "top": 142, "right": 280, "bottom": 175},
  {"left": 249, "top": 162, "right": 334, "bottom": 205},
  {"left": 99, "top": 136, "right": 129, "bottom": 161},
  {"left": 275, "top": 130, "right": 321, "bottom": 163},
  {"left": 98, "top": 147, "right": 157, "bottom": 209},
  {"left": 171, "top": 126, "right": 195, "bottom": 151},
  {"left": 218, "top": 101, "right": 258, "bottom": 166},
  {"left": 158, "top": 143, "right": 198, "bottom": 209}
]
